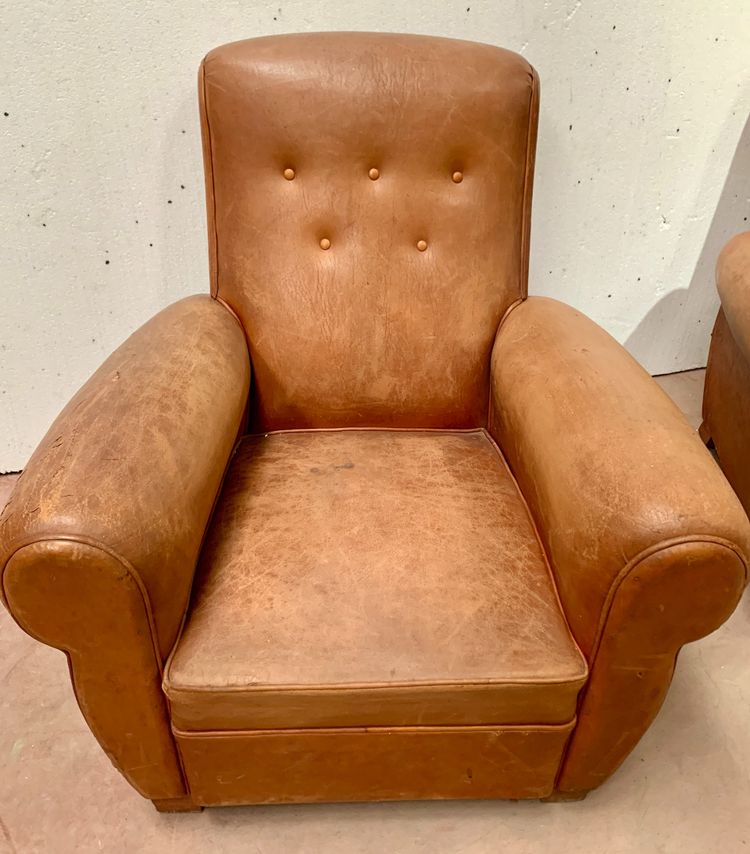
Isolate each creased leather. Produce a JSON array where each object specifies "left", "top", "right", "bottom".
[
  {"left": 165, "top": 429, "right": 587, "bottom": 731},
  {"left": 0, "top": 295, "right": 250, "bottom": 799},
  {"left": 489, "top": 295, "right": 750, "bottom": 794},
  {"left": 200, "top": 33, "right": 538, "bottom": 431},
  {"left": 4, "top": 30, "right": 748, "bottom": 809},
  {"left": 0, "top": 296, "right": 251, "bottom": 659}
]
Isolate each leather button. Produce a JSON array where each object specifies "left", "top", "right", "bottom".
[
  {"left": 319, "top": 238, "right": 331, "bottom": 250},
  {"left": 416, "top": 240, "right": 427, "bottom": 252},
  {"left": 368, "top": 167, "right": 380, "bottom": 180},
  {"left": 452, "top": 171, "right": 463, "bottom": 183},
  {"left": 283, "top": 168, "right": 295, "bottom": 180}
]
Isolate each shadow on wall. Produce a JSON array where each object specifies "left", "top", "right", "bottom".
[{"left": 626, "top": 111, "right": 750, "bottom": 373}]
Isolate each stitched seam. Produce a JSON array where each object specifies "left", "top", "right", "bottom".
[
  {"left": 589, "top": 535, "right": 748, "bottom": 664},
  {"left": 497, "top": 297, "right": 525, "bottom": 334},
  {"left": 242, "top": 427, "right": 488, "bottom": 439},
  {"left": 214, "top": 296, "right": 243, "bottom": 331},
  {"left": 171, "top": 720, "right": 577, "bottom": 739},
  {"left": 519, "top": 65, "right": 538, "bottom": 300},
  {"left": 1, "top": 534, "right": 164, "bottom": 670},
  {"left": 200, "top": 59, "right": 220, "bottom": 299},
  {"left": 165, "top": 674, "right": 589, "bottom": 696},
  {"left": 483, "top": 66, "right": 537, "bottom": 431}
]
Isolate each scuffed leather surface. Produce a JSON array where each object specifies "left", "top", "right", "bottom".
[
  {"left": 556, "top": 541, "right": 745, "bottom": 794},
  {"left": 703, "top": 309, "right": 750, "bottom": 513},
  {"left": 175, "top": 723, "right": 574, "bottom": 805},
  {"left": 0, "top": 296, "right": 249, "bottom": 799},
  {"left": 200, "top": 33, "right": 538, "bottom": 430},
  {"left": 715, "top": 231, "right": 750, "bottom": 364},
  {"left": 0, "top": 296, "right": 251, "bottom": 660},
  {"left": 4, "top": 542, "right": 186, "bottom": 800},
  {"left": 490, "top": 296, "right": 750, "bottom": 794},
  {"left": 166, "top": 429, "right": 586, "bottom": 730},
  {"left": 4, "top": 29, "right": 744, "bottom": 808}
]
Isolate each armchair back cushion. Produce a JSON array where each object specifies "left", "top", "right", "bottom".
[{"left": 200, "top": 33, "right": 538, "bottom": 430}]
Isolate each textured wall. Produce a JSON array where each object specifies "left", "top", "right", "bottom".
[{"left": 1, "top": 1, "right": 749, "bottom": 471}]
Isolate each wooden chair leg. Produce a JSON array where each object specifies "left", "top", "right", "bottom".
[{"left": 152, "top": 796, "right": 202, "bottom": 813}]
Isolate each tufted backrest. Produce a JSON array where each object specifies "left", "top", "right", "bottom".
[{"left": 200, "top": 33, "right": 538, "bottom": 430}]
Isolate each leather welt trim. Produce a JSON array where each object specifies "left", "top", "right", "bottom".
[
  {"left": 1, "top": 534, "right": 164, "bottom": 673},
  {"left": 590, "top": 535, "right": 749, "bottom": 664},
  {"left": 172, "top": 720, "right": 578, "bottom": 738}
]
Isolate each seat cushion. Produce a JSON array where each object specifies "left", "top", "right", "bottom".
[{"left": 165, "top": 429, "right": 587, "bottom": 730}]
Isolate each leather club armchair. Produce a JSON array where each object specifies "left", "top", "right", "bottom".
[
  {"left": 702, "top": 231, "right": 750, "bottom": 514},
  {"left": 2, "top": 33, "right": 748, "bottom": 812}
]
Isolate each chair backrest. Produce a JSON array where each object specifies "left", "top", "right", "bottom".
[{"left": 200, "top": 32, "right": 538, "bottom": 430}]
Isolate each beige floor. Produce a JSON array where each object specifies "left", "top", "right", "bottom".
[{"left": 2, "top": 369, "right": 749, "bottom": 854}]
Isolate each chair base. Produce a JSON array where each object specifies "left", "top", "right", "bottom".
[
  {"left": 151, "top": 790, "right": 590, "bottom": 810},
  {"left": 174, "top": 722, "right": 575, "bottom": 805},
  {"left": 152, "top": 796, "right": 202, "bottom": 813}
]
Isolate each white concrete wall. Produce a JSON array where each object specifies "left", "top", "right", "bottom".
[{"left": 1, "top": 1, "right": 749, "bottom": 471}]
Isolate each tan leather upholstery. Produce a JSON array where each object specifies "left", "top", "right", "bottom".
[
  {"left": 175, "top": 724, "right": 574, "bottom": 805},
  {"left": 491, "top": 297, "right": 749, "bottom": 658},
  {"left": 200, "top": 33, "right": 537, "bottom": 431},
  {"left": 491, "top": 296, "right": 749, "bottom": 794},
  {"left": 715, "top": 232, "right": 750, "bottom": 364},
  {"left": 0, "top": 296, "right": 250, "bottom": 798},
  {"left": 165, "top": 430, "right": 587, "bottom": 731},
  {"left": 2, "top": 33, "right": 748, "bottom": 811},
  {"left": 703, "top": 231, "right": 750, "bottom": 514}
]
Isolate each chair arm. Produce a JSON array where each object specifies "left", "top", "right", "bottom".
[
  {"left": 0, "top": 295, "right": 250, "bottom": 799},
  {"left": 489, "top": 296, "right": 750, "bottom": 795},
  {"left": 716, "top": 230, "right": 750, "bottom": 363},
  {"left": 701, "top": 232, "right": 750, "bottom": 512}
]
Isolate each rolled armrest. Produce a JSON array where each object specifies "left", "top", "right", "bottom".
[
  {"left": 1, "top": 294, "right": 250, "bottom": 659},
  {"left": 490, "top": 296, "right": 750, "bottom": 795},
  {"left": 0, "top": 295, "right": 250, "bottom": 799},
  {"left": 491, "top": 296, "right": 749, "bottom": 656},
  {"left": 716, "top": 230, "right": 750, "bottom": 363}
]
